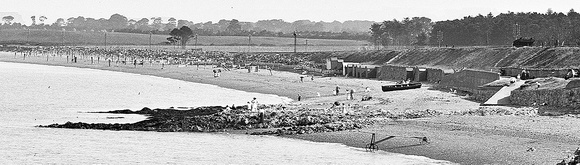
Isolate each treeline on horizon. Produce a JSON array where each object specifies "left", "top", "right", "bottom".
[
  {"left": 3, "top": 9, "right": 580, "bottom": 47},
  {"left": 0, "top": 14, "right": 373, "bottom": 40},
  {"left": 370, "top": 9, "right": 580, "bottom": 47}
]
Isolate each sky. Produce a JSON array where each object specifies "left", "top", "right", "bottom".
[{"left": 1, "top": 0, "right": 580, "bottom": 25}]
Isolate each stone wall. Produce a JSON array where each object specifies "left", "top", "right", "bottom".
[
  {"left": 510, "top": 88, "right": 580, "bottom": 108},
  {"left": 377, "top": 65, "right": 447, "bottom": 83},
  {"left": 426, "top": 68, "right": 445, "bottom": 83},
  {"left": 440, "top": 69, "right": 500, "bottom": 89},
  {"left": 345, "top": 66, "right": 378, "bottom": 78},
  {"left": 566, "top": 79, "right": 580, "bottom": 89},
  {"left": 462, "top": 87, "right": 500, "bottom": 102},
  {"left": 377, "top": 65, "right": 408, "bottom": 81},
  {"left": 501, "top": 67, "right": 569, "bottom": 78}
]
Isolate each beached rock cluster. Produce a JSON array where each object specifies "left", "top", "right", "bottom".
[
  {"left": 451, "top": 107, "right": 538, "bottom": 116},
  {"left": 39, "top": 106, "right": 376, "bottom": 135}
]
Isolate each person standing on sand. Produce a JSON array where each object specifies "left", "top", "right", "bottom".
[
  {"left": 335, "top": 85, "right": 340, "bottom": 96},
  {"left": 346, "top": 90, "right": 351, "bottom": 100},
  {"left": 251, "top": 98, "right": 258, "bottom": 112},
  {"left": 350, "top": 89, "right": 355, "bottom": 100},
  {"left": 298, "top": 94, "right": 302, "bottom": 101}
]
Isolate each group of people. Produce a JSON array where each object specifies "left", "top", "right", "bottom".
[
  {"left": 0, "top": 45, "right": 245, "bottom": 67},
  {"left": 213, "top": 69, "right": 222, "bottom": 77},
  {"left": 520, "top": 69, "right": 531, "bottom": 80},
  {"left": 298, "top": 75, "right": 315, "bottom": 83},
  {"left": 246, "top": 97, "right": 267, "bottom": 123},
  {"left": 333, "top": 85, "right": 357, "bottom": 100},
  {"left": 246, "top": 98, "right": 259, "bottom": 112},
  {"left": 233, "top": 52, "right": 311, "bottom": 66},
  {"left": 566, "top": 69, "right": 578, "bottom": 80},
  {"left": 397, "top": 78, "right": 412, "bottom": 84}
]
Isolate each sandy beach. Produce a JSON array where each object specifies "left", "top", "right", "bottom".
[{"left": 2, "top": 52, "right": 580, "bottom": 164}]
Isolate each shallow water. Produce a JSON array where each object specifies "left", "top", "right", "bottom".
[{"left": 0, "top": 61, "right": 455, "bottom": 164}]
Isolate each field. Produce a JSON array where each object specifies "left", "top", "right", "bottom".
[{"left": 0, "top": 29, "right": 369, "bottom": 52}]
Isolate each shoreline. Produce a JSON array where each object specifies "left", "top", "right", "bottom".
[{"left": 2, "top": 52, "right": 580, "bottom": 164}]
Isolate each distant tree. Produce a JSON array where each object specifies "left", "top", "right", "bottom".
[
  {"left": 214, "top": 19, "right": 230, "bottom": 33},
  {"left": 108, "top": 13, "right": 128, "bottom": 30},
  {"left": 227, "top": 19, "right": 241, "bottom": 34},
  {"left": 415, "top": 32, "right": 428, "bottom": 45},
  {"left": 66, "top": 17, "right": 75, "bottom": 26},
  {"left": 165, "top": 17, "right": 177, "bottom": 31},
  {"left": 52, "top": 18, "right": 66, "bottom": 27},
  {"left": 169, "top": 26, "right": 194, "bottom": 49},
  {"left": 369, "top": 23, "right": 382, "bottom": 46},
  {"left": 152, "top": 17, "right": 163, "bottom": 31},
  {"left": 135, "top": 18, "right": 150, "bottom": 31},
  {"left": 39, "top": 16, "right": 47, "bottom": 25},
  {"left": 71, "top": 16, "right": 86, "bottom": 28},
  {"left": 127, "top": 19, "right": 137, "bottom": 29},
  {"left": 2, "top": 15, "right": 14, "bottom": 25},
  {"left": 30, "top": 16, "right": 36, "bottom": 25},
  {"left": 177, "top": 19, "right": 191, "bottom": 28}
]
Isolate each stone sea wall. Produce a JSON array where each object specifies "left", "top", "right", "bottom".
[
  {"left": 502, "top": 67, "right": 569, "bottom": 78},
  {"left": 440, "top": 69, "right": 500, "bottom": 89},
  {"left": 510, "top": 88, "right": 580, "bottom": 108},
  {"left": 377, "top": 65, "right": 447, "bottom": 83},
  {"left": 426, "top": 68, "right": 445, "bottom": 83},
  {"left": 377, "top": 65, "right": 408, "bottom": 81}
]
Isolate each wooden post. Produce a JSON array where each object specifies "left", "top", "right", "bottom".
[{"left": 293, "top": 31, "right": 297, "bottom": 53}]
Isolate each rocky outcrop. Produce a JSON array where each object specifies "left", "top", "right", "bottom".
[
  {"left": 38, "top": 105, "right": 451, "bottom": 136},
  {"left": 39, "top": 106, "right": 377, "bottom": 135}
]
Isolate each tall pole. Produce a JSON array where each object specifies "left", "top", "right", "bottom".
[
  {"left": 27, "top": 28, "right": 30, "bottom": 45},
  {"left": 104, "top": 32, "right": 107, "bottom": 49},
  {"left": 293, "top": 31, "right": 297, "bottom": 53},
  {"left": 248, "top": 34, "right": 251, "bottom": 52},
  {"left": 305, "top": 39, "right": 308, "bottom": 52},
  {"left": 194, "top": 34, "right": 198, "bottom": 49},
  {"left": 149, "top": 32, "right": 152, "bottom": 50},
  {"left": 61, "top": 30, "right": 65, "bottom": 47}
]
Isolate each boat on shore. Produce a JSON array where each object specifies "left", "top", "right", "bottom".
[{"left": 381, "top": 82, "right": 422, "bottom": 92}]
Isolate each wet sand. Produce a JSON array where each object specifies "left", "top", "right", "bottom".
[{"left": 2, "top": 52, "right": 579, "bottom": 164}]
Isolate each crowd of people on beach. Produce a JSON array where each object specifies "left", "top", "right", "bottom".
[
  {"left": 233, "top": 52, "right": 311, "bottom": 65},
  {"left": 0, "top": 45, "right": 315, "bottom": 68}
]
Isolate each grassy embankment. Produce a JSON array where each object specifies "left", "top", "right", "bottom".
[
  {"left": 307, "top": 46, "right": 580, "bottom": 70},
  {"left": 0, "top": 29, "right": 369, "bottom": 52}
]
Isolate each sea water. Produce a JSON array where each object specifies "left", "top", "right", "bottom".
[{"left": 0, "top": 61, "right": 455, "bottom": 164}]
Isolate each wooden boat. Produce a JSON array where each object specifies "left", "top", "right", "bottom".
[{"left": 381, "top": 82, "right": 422, "bottom": 92}]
